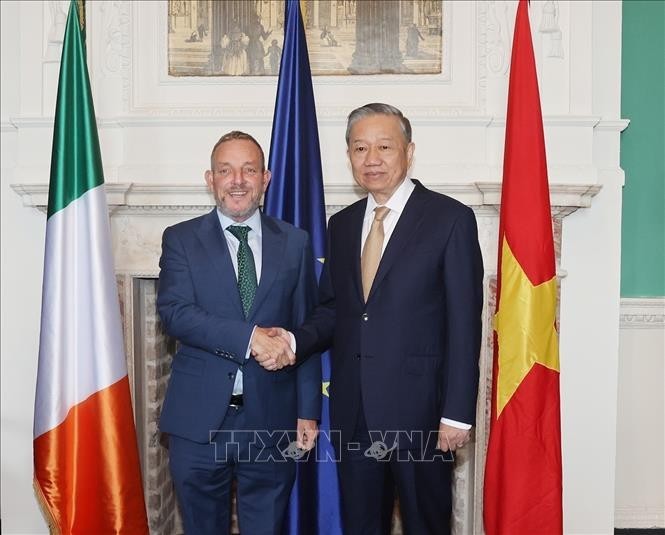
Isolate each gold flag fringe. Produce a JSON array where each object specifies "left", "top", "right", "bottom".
[{"left": 33, "top": 476, "right": 62, "bottom": 535}]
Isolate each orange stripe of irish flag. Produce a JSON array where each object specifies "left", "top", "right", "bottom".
[{"left": 34, "top": 376, "right": 148, "bottom": 535}]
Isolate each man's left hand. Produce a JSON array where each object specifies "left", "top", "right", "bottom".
[
  {"left": 296, "top": 418, "right": 319, "bottom": 450},
  {"left": 437, "top": 423, "right": 471, "bottom": 452}
]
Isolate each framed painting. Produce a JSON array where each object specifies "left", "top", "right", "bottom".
[{"left": 168, "top": 0, "right": 444, "bottom": 76}]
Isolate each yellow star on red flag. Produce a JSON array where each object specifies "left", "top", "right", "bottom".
[{"left": 494, "top": 238, "right": 559, "bottom": 416}]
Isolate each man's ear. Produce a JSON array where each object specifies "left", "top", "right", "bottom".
[
  {"left": 407, "top": 142, "right": 415, "bottom": 168},
  {"left": 263, "top": 169, "right": 272, "bottom": 190},
  {"left": 204, "top": 170, "right": 213, "bottom": 190}
]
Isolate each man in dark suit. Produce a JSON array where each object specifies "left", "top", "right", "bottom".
[
  {"left": 281, "top": 104, "right": 484, "bottom": 534},
  {"left": 157, "top": 131, "right": 321, "bottom": 534}
]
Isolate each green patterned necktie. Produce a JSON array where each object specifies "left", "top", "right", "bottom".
[{"left": 227, "top": 225, "right": 257, "bottom": 318}]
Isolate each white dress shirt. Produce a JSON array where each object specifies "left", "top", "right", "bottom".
[
  {"left": 217, "top": 208, "right": 263, "bottom": 395},
  {"left": 361, "top": 176, "right": 416, "bottom": 254},
  {"left": 362, "top": 179, "right": 471, "bottom": 431}
]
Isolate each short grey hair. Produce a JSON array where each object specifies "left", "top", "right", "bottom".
[
  {"left": 210, "top": 130, "right": 265, "bottom": 171},
  {"left": 345, "top": 103, "right": 412, "bottom": 145}
]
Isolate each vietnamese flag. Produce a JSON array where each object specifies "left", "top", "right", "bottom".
[
  {"left": 33, "top": 2, "right": 149, "bottom": 533},
  {"left": 483, "top": 1, "right": 563, "bottom": 534}
]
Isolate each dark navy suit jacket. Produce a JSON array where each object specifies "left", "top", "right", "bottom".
[
  {"left": 295, "top": 180, "right": 483, "bottom": 445},
  {"left": 157, "top": 208, "right": 321, "bottom": 444}
]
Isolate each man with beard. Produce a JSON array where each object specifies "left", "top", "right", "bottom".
[{"left": 157, "top": 131, "right": 321, "bottom": 534}]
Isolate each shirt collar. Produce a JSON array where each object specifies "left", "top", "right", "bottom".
[
  {"left": 365, "top": 178, "right": 415, "bottom": 219},
  {"left": 217, "top": 208, "right": 262, "bottom": 237}
]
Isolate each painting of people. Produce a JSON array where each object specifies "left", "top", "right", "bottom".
[{"left": 168, "top": 0, "right": 444, "bottom": 76}]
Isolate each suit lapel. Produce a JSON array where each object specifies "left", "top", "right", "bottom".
[
  {"left": 367, "top": 181, "right": 431, "bottom": 302},
  {"left": 196, "top": 209, "right": 245, "bottom": 317},
  {"left": 248, "top": 213, "right": 287, "bottom": 319},
  {"left": 346, "top": 199, "right": 367, "bottom": 303}
]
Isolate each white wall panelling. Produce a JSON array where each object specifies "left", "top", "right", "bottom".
[{"left": 615, "top": 298, "right": 665, "bottom": 529}]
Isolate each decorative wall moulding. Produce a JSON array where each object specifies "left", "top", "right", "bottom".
[
  {"left": 620, "top": 298, "right": 665, "bottom": 329},
  {"left": 11, "top": 183, "right": 132, "bottom": 214},
  {"left": 489, "top": 116, "right": 630, "bottom": 132},
  {"left": 126, "top": 1, "right": 486, "bottom": 115},
  {"left": 595, "top": 119, "right": 631, "bottom": 132},
  {"left": 8, "top": 117, "right": 121, "bottom": 129},
  {"left": 97, "top": 0, "right": 130, "bottom": 78},
  {"left": 6, "top": 115, "right": 629, "bottom": 130},
  {"left": 614, "top": 505, "right": 665, "bottom": 529},
  {"left": 109, "top": 112, "right": 496, "bottom": 127},
  {"left": 475, "top": 182, "right": 601, "bottom": 216},
  {"left": 12, "top": 182, "right": 601, "bottom": 218}
]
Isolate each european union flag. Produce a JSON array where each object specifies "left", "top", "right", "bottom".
[{"left": 264, "top": 1, "right": 342, "bottom": 534}]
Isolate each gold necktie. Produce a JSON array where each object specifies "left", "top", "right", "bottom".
[{"left": 361, "top": 206, "right": 390, "bottom": 302}]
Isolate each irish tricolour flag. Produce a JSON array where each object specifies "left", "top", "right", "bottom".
[{"left": 33, "top": 2, "right": 148, "bottom": 533}]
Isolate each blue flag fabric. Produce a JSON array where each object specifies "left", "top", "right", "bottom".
[{"left": 265, "top": 2, "right": 342, "bottom": 534}]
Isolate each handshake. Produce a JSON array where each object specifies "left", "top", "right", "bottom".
[{"left": 250, "top": 326, "right": 295, "bottom": 371}]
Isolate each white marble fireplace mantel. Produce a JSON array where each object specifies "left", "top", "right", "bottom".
[{"left": 11, "top": 182, "right": 601, "bottom": 216}]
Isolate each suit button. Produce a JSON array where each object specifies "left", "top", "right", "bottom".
[
  {"left": 228, "top": 372, "right": 235, "bottom": 380},
  {"left": 361, "top": 313, "right": 369, "bottom": 322},
  {"left": 355, "top": 354, "right": 361, "bottom": 360}
]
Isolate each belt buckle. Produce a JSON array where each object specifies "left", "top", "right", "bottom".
[{"left": 229, "top": 394, "right": 243, "bottom": 409}]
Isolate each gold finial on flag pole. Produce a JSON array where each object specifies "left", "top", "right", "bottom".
[{"left": 76, "top": 0, "right": 85, "bottom": 31}]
